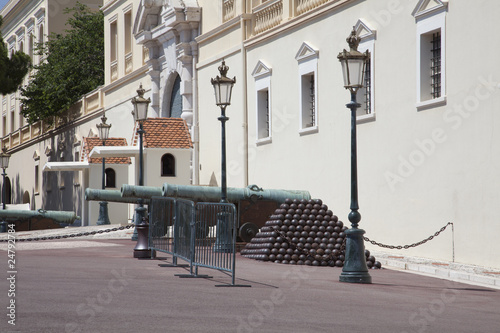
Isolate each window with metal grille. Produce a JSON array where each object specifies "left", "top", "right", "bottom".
[
  {"left": 300, "top": 73, "right": 316, "bottom": 128},
  {"left": 363, "top": 56, "right": 371, "bottom": 114},
  {"left": 430, "top": 31, "right": 441, "bottom": 99},
  {"left": 257, "top": 89, "right": 270, "bottom": 139}
]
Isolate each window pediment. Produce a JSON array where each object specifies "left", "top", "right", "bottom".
[
  {"left": 412, "top": 0, "right": 448, "bottom": 19},
  {"left": 295, "top": 42, "right": 318, "bottom": 62},
  {"left": 252, "top": 60, "right": 272, "bottom": 79},
  {"left": 354, "top": 19, "right": 376, "bottom": 41}
]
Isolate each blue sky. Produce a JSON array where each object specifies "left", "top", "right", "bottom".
[{"left": 0, "top": 0, "right": 9, "bottom": 13}]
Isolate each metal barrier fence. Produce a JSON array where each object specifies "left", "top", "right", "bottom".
[
  {"left": 149, "top": 197, "right": 178, "bottom": 264},
  {"left": 149, "top": 198, "right": 247, "bottom": 286},
  {"left": 193, "top": 202, "right": 237, "bottom": 285}
]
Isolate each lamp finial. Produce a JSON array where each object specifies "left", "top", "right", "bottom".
[{"left": 346, "top": 27, "right": 360, "bottom": 52}]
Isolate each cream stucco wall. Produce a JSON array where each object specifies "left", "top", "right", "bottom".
[{"left": 195, "top": 0, "right": 500, "bottom": 270}]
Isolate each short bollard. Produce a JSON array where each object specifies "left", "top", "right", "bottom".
[{"left": 133, "top": 217, "right": 151, "bottom": 258}]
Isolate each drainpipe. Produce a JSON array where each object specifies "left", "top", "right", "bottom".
[
  {"left": 241, "top": 2, "right": 250, "bottom": 187},
  {"left": 191, "top": 24, "right": 200, "bottom": 185}
]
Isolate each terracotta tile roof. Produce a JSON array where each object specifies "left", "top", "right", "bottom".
[
  {"left": 82, "top": 137, "right": 132, "bottom": 165},
  {"left": 132, "top": 118, "right": 193, "bottom": 149}
]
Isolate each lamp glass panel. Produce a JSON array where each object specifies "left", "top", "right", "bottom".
[{"left": 347, "top": 58, "right": 365, "bottom": 88}]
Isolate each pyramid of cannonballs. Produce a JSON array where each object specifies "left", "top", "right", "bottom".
[{"left": 241, "top": 198, "right": 381, "bottom": 268}]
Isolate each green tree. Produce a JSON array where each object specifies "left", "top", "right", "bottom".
[
  {"left": 20, "top": 3, "right": 104, "bottom": 124},
  {"left": 0, "top": 16, "right": 31, "bottom": 95}
]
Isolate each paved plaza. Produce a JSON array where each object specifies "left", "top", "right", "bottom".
[{"left": 0, "top": 233, "right": 499, "bottom": 333}]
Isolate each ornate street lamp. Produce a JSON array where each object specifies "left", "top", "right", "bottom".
[
  {"left": 96, "top": 114, "right": 111, "bottom": 225},
  {"left": 131, "top": 84, "right": 151, "bottom": 258},
  {"left": 211, "top": 60, "right": 236, "bottom": 253},
  {"left": 0, "top": 147, "right": 10, "bottom": 233},
  {"left": 211, "top": 60, "right": 235, "bottom": 203},
  {"left": 337, "top": 28, "right": 372, "bottom": 284}
]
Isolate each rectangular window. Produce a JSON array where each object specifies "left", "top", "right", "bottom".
[
  {"left": 414, "top": 3, "right": 446, "bottom": 110},
  {"left": 34, "top": 165, "right": 39, "bottom": 193},
  {"left": 124, "top": 11, "right": 132, "bottom": 55},
  {"left": 300, "top": 73, "right": 315, "bottom": 129},
  {"left": 430, "top": 31, "right": 441, "bottom": 99},
  {"left": 2, "top": 115, "right": 6, "bottom": 136},
  {"left": 257, "top": 89, "right": 270, "bottom": 139},
  {"left": 110, "top": 21, "right": 117, "bottom": 62}
]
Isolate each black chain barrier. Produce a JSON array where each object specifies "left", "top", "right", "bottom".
[
  {"left": 363, "top": 222, "right": 454, "bottom": 250},
  {"left": 0, "top": 224, "right": 136, "bottom": 242}
]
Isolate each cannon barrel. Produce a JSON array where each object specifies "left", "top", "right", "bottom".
[
  {"left": 120, "top": 183, "right": 310, "bottom": 203},
  {"left": 121, "top": 185, "right": 162, "bottom": 199},
  {"left": 0, "top": 209, "right": 78, "bottom": 223},
  {"left": 85, "top": 188, "right": 151, "bottom": 204},
  {"left": 163, "top": 184, "right": 310, "bottom": 203}
]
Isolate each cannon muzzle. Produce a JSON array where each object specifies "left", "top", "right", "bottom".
[{"left": 0, "top": 209, "right": 78, "bottom": 224}]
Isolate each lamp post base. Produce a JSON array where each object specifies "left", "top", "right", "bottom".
[
  {"left": 96, "top": 201, "right": 111, "bottom": 225},
  {"left": 339, "top": 227, "right": 372, "bottom": 284},
  {"left": 133, "top": 206, "right": 151, "bottom": 258}
]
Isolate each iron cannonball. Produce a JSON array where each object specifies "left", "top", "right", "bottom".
[
  {"left": 336, "top": 238, "right": 344, "bottom": 244},
  {"left": 298, "top": 203, "right": 306, "bottom": 209},
  {"left": 324, "top": 231, "right": 331, "bottom": 238},
  {"left": 269, "top": 254, "right": 276, "bottom": 261},
  {"left": 334, "top": 244, "right": 342, "bottom": 250},
  {"left": 281, "top": 242, "right": 289, "bottom": 249},
  {"left": 342, "top": 226, "right": 348, "bottom": 231},
  {"left": 328, "top": 238, "right": 337, "bottom": 244},
  {"left": 365, "top": 249, "right": 371, "bottom": 257},
  {"left": 276, "top": 254, "right": 284, "bottom": 261},
  {"left": 318, "top": 209, "right": 326, "bottom": 216},
  {"left": 306, "top": 204, "right": 313, "bottom": 210},
  {"left": 304, "top": 243, "right": 312, "bottom": 250},
  {"left": 316, "top": 231, "right": 324, "bottom": 238},
  {"left": 312, "top": 260, "right": 320, "bottom": 266},
  {"left": 329, "top": 260, "right": 336, "bottom": 267},
  {"left": 309, "top": 231, "right": 317, "bottom": 238},
  {"left": 374, "top": 261, "right": 382, "bottom": 269},
  {"left": 331, "top": 214, "right": 338, "bottom": 222},
  {"left": 331, "top": 232, "right": 339, "bottom": 238},
  {"left": 301, "top": 231, "right": 308, "bottom": 237},
  {"left": 281, "top": 225, "right": 288, "bottom": 232},
  {"left": 320, "top": 204, "right": 328, "bottom": 211},
  {"left": 293, "top": 231, "right": 301, "bottom": 238},
  {"left": 339, "top": 232, "right": 346, "bottom": 238},
  {"left": 315, "top": 255, "right": 323, "bottom": 262},
  {"left": 290, "top": 203, "right": 298, "bottom": 209},
  {"left": 316, "top": 248, "right": 325, "bottom": 255},
  {"left": 319, "top": 242, "right": 327, "bottom": 249},
  {"left": 299, "top": 254, "right": 307, "bottom": 261},
  {"left": 289, "top": 260, "right": 297, "bottom": 265},
  {"left": 273, "top": 243, "right": 281, "bottom": 249},
  {"left": 335, "top": 260, "right": 343, "bottom": 267},
  {"left": 311, "top": 225, "right": 319, "bottom": 232},
  {"left": 301, "top": 214, "right": 309, "bottom": 220},
  {"left": 278, "top": 248, "right": 287, "bottom": 255},
  {"left": 293, "top": 214, "right": 301, "bottom": 220},
  {"left": 313, "top": 204, "right": 321, "bottom": 211},
  {"left": 325, "top": 249, "right": 332, "bottom": 255},
  {"left": 282, "top": 260, "right": 289, "bottom": 265},
  {"left": 284, "top": 218, "right": 292, "bottom": 225},
  {"left": 366, "top": 261, "right": 373, "bottom": 268},
  {"left": 311, "top": 243, "right": 319, "bottom": 249},
  {"left": 310, "top": 209, "right": 318, "bottom": 215},
  {"left": 308, "top": 214, "right": 316, "bottom": 220},
  {"left": 297, "top": 260, "right": 304, "bottom": 265},
  {"left": 304, "top": 226, "right": 311, "bottom": 232},
  {"left": 323, "top": 215, "right": 331, "bottom": 222},
  {"left": 291, "top": 254, "right": 299, "bottom": 261},
  {"left": 274, "top": 260, "right": 281, "bottom": 264},
  {"left": 314, "top": 237, "right": 322, "bottom": 244},
  {"left": 303, "top": 208, "right": 311, "bottom": 215},
  {"left": 334, "top": 226, "right": 341, "bottom": 233},
  {"left": 306, "top": 237, "right": 314, "bottom": 243},
  {"left": 287, "top": 208, "right": 295, "bottom": 215},
  {"left": 295, "top": 208, "right": 303, "bottom": 215},
  {"left": 309, "top": 249, "right": 317, "bottom": 256},
  {"left": 271, "top": 248, "right": 279, "bottom": 255},
  {"left": 293, "top": 249, "right": 301, "bottom": 255},
  {"left": 327, "top": 226, "right": 335, "bottom": 233},
  {"left": 299, "top": 237, "right": 306, "bottom": 243},
  {"left": 304, "top": 260, "right": 312, "bottom": 265},
  {"left": 314, "top": 199, "right": 323, "bottom": 205},
  {"left": 296, "top": 242, "right": 304, "bottom": 249},
  {"left": 300, "top": 199, "right": 307, "bottom": 204},
  {"left": 306, "top": 220, "right": 314, "bottom": 226},
  {"left": 284, "top": 199, "right": 292, "bottom": 205},
  {"left": 276, "top": 220, "right": 283, "bottom": 226},
  {"left": 298, "top": 219, "right": 306, "bottom": 226},
  {"left": 336, "top": 221, "right": 344, "bottom": 228},
  {"left": 280, "top": 203, "right": 289, "bottom": 210},
  {"left": 276, "top": 236, "right": 284, "bottom": 243},
  {"left": 367, "top": 255, "right": 375, "bottom": 263},
  {"left": 313, "top": 220, "right": 321, "bottom": 227},
  {"left": 289, "top": 225, "right": 296, "bottom": 232},
  {"left": 296, "top": 225, "right": 303, "bottom": 232},
  {"left": 319, "top": 225, "right": 326, "bottom": 232},
  {"left": 326, "top": 210, "right": 334, "bottom": 217},
  {"left": 332, "top": 249, "right": 340, "bottom": 256},
  {"left": 286, "top": 231, "right": 294, "bottom": 238},
  {"left": 339, "top": 254, "right": 345, "bottom": 261},
  {"left": 286, "top": 248, "right": 294, "bottom": 255},
  {"left": 291, "top": 199, "right": 299, "bottom": 204},
  {"left": 284, "top": 254, "right": 291, "bottom": 261}
]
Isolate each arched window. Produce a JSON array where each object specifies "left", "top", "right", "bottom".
[
  {"left": 105, "top": 168, "right": 116, "bottom": 188},
  {"left": 169, "top": 75, "right": 182, "bottom": 118},
  {"left": 161, "top": 154, "right": 175, "bottom": 177}
]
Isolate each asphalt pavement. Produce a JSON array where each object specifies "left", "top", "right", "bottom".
[{"left": 0, "top": 237, "right": 499, "bottom": 333}]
